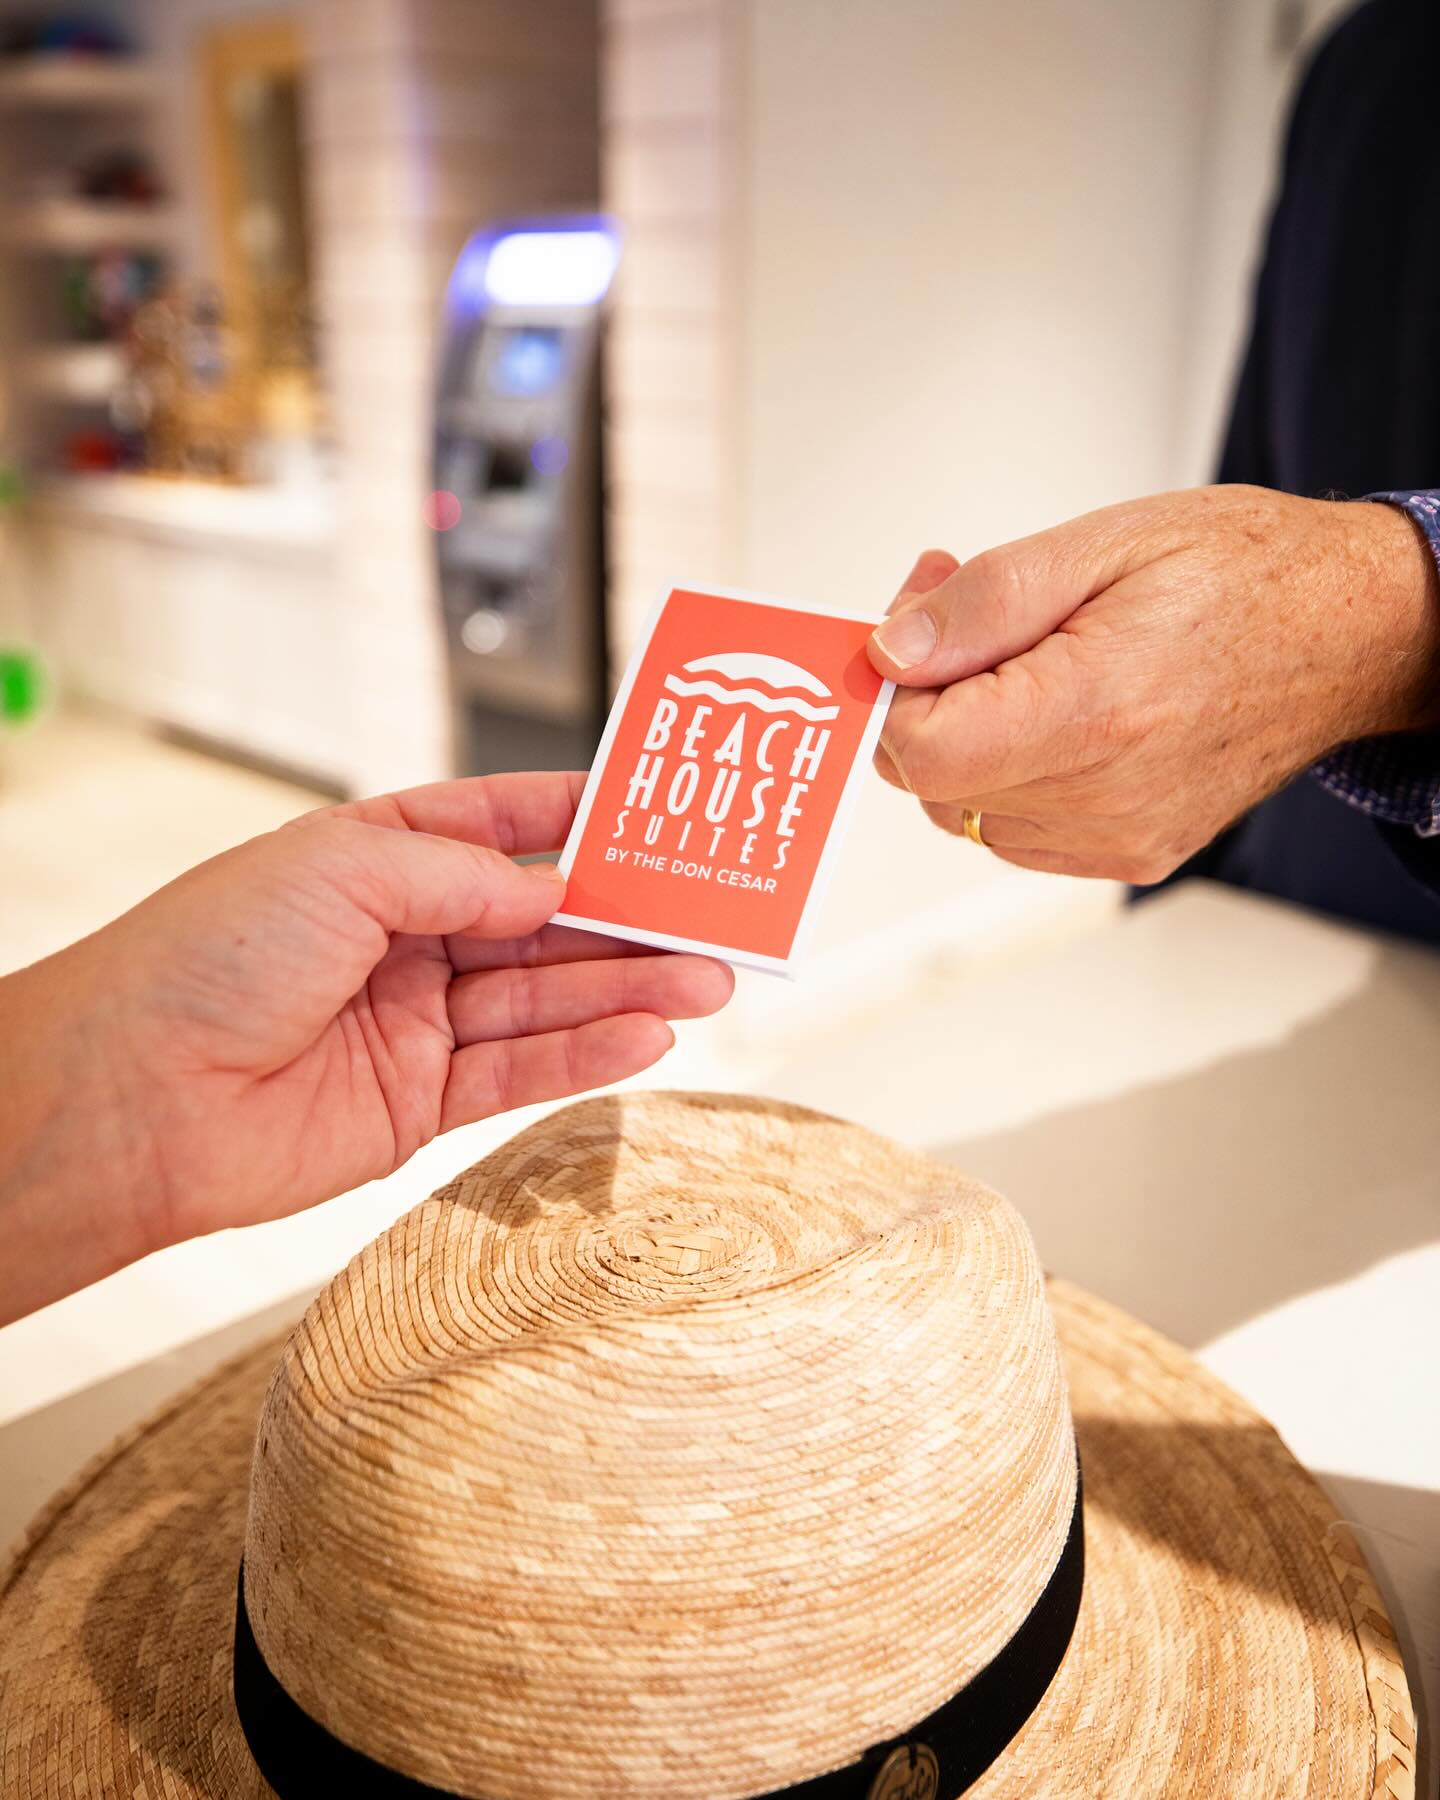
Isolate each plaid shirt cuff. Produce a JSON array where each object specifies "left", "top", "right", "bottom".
[{"left": 1311, "top": 490, "right": 1440, "bottom": 839}]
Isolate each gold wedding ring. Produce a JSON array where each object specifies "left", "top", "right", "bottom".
[{"left": 961, "top": 808, "right": 986, "bottom": 847}]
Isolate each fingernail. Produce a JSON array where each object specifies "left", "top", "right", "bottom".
[
  {"left": 872, "top": 608, "right": 937, "bottom": 670},
  {"left": 532, "top": 861, "right": 567, "bottom": 884}
]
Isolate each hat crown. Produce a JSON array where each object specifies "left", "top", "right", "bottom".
[{"left": 242, "top": 1093, "right": 1077, "bottom": 1800}]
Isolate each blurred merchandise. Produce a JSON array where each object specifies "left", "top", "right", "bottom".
[
  {"left": 0, "top": 14, "right": 172, "bottom": 481},
  {"left": 0, "top": 15, "right": 326, "bottom": 487},
  {"left": 60, "top": 424, "right": 125, "bottom": 471},
  {"left": 0, "top": 15, "right": 130, "bottom": 60},
  {"left": 60, "top": 249, "right": 163, "bottom": 341},
  {"left": 0, "top": 458, "right": 44, "bottom": 734},
  {"left": 0, "top": 648, "right": 43, "bottom": 726},
  {"left": 121, "top": 281, "right": 257, "bottom": 481},
  {"left": 77, "top": 146, "right": 161, "bottom": 205}
]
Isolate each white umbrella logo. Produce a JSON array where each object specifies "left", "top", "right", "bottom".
[{"left": 662, "top": 652, "right": 839, "bottom": 722}]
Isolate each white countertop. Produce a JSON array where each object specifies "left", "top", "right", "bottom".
[{"left": 2, "top": 880, "right": 1436, "bottom": 1782}]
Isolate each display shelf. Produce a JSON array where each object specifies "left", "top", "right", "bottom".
[
  {"left": 1, "top": 199, "right": 177, "bottom": 253},
  {"left": 0, "top": 58, "right": 159, "bottom": 109},
  {"left": 21, "top": 343, "right": 123, "bottom": 405}
]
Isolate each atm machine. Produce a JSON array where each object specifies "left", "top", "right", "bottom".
[{"left": 432, "top": 215, "right": 622, "bottom": 774}]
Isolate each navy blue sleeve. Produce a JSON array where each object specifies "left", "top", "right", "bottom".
[{"left": 1310, "top": 490, "right": 1440, "bottom": 843}]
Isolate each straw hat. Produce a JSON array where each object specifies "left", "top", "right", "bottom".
[{"left": 0, "top": 1092, "right": 1415, "bottom": 1799}]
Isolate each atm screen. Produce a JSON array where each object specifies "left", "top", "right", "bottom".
[{"left": 488, "top": 328, "right": 565, "bottom": 397}]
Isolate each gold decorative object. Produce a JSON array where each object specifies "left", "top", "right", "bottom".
[{"left": 122, "top": 283, "right": 258, "bottom": 481}]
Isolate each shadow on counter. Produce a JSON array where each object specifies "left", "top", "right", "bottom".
[{"left": 938, "top": 940, "right": 1440, "bottom": 1352}]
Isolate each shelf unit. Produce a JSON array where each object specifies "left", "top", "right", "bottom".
[
  {"left": 0, "top": 58, "right": 159, "bottom": 109},
  {"left": 21, "top": 344, "right": 124, "bottom": 405},
  {"left": 2, "top": 198, "right": 177, "bottom": 253},
  {"left": 0, "top": 54, "right": 170, "bottom": 469}
]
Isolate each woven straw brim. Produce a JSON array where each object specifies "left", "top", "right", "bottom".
[{"left": 0, "top": 1276, "right": 1413, "bottom": 1799}]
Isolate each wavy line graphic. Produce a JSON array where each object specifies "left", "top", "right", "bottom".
[
  {"left": 662, "top": 675, "right": 839, "bottom": 721},
  {"left": 681, "top": 652, "right": 833, "bottom": 699}
]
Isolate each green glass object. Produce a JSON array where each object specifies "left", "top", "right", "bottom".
[{"left": 0, "top": 652, "right": 42, "bottom": 724}]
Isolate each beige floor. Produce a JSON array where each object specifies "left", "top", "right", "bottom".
[{"left": 0, "top": 707, "right": 329, "bottom": 977}]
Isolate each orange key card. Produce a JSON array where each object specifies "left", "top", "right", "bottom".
[{"left": 554, "top": 584, "right": 894, "bottom": 975}]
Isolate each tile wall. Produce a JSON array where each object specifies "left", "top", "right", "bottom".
[
  {"left": 304, "top": 0, "right": 600, "bottom": 792},
  {"left": 599, "top": 0, "right": 739, "bottom": 655}
]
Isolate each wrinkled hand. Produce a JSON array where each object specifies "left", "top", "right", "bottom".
[
  {"left": 0, "top": 773, "right": 732, "bottom": 1321},
  {"left": 867, "top": 485, "right": 1440, "bottom": 881}
]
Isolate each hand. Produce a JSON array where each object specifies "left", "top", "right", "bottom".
[
  {"left": 0, "top": 772, "right": 733, "bottom": 1322},
  {"left": 867, "top": 485, "right": 1440, "bottom": 880}
]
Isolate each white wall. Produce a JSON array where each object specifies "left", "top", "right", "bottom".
[
  {"left": 1174, "top": 0, "right": 1355, "bottom": 484},
  {"left": 737, "top": 0, "right": 1220, "bottom": 966},
  {"left": 738, "top": 0, "right": 1218, "bottom": 594}
]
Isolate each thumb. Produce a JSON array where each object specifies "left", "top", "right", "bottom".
[
  {"left": 311, "top": 817, "right": 567, "bottom": 941},
  {"left": 868, "top": 517, "right": 1131, "bottom": 687}
]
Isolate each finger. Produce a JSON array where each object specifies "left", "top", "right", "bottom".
[
  {"left": 315, "top": 816, "right": 567, "bottom": 940},
  {"left": 872, "top": 739, "right": 912, "bottom": 793},
  {"left": 919, "top": 803, "right": 1054, "bottom": 853},
  {"left": 449, "top": 955, "right": 734, "bottom": 1046},
  {"left": 881, "top": 633, "right": 1083, "bottom": 800},
  {"left": 988, "top": 837, "right": 1175, "bottom": 884},
  {"left": 440, "top": 1013, "right": 675, "bottom": 1130},
  {"left": 984, "top": 844, "right": 1100, "bottom": 879},
  {"left": 920, "top": 798, "right": 1171, "bottom": 884},
  {"left": 867, "top": 507, "right": 1144, "bottom": 686},
  {"left": 886, "top": 547, "right": 961, "bottom": 614},
  {"left": 447, "top": 920, "right": 662, "bottom": 975},
  {"left": 870, "top": 544, "right": 1064, "bottom": 684},
  {"left": 301, "top": 771, "right": 588, "bottom": 857}
]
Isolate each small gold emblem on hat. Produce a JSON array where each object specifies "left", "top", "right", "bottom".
[{"left": 867, "top": 1743, "right": 940, "bottom": 1800}]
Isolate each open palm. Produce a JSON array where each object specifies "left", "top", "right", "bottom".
[{"left": 104, "top": 772, "right": 733, "bottom": 1252}]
